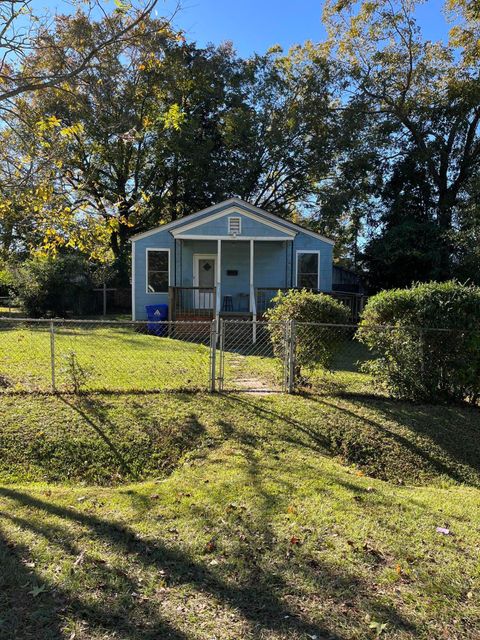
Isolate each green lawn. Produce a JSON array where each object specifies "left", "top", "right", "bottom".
[
  {"left": 0, "top": 325, "right": 479, "bottom": 639},
  {"left": 0, "top": 322, "right": 212, "bottom": 392}
]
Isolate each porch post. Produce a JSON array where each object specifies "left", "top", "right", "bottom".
[
  {"left": 249, "top": 239, "right": 254, "bottom": 312},
  {"left": 250, "top": 239, "right": 257, "bottom": 343},
  {"left": 216, "top": 239, "right": 222, "bottom": 322}
]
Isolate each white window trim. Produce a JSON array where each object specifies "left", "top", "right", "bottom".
[
  {"left": 295, "top": 250, "right": 320, "bottom": 290},
  {"left": 228, "top": 216, "right": 241, "bottom": 235},
  {"left": 145, "top": 247, "right": 170, "bottom": 294}
]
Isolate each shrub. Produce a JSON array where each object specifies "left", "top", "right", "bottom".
[
  {"left": 265, "top": 289, "right": 350, "bottom": 382},
  {"left": 12, "top": 254, "right": 95, "bottom": 317},
  {"left": 357, "top": 281, "right": 480, "bottom": 403},
  {"left": 0, "top": 265, "right": 15, "bottom": 297}
]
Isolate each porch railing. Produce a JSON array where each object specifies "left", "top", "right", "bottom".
[
  {"left": 168, "top": 286, "right": 367, "bottom": 322},
  {"left": 255, "top": 287, "right": 367, "bottom": 322},
  {"left": 330, "top": 291, "right": 367, "bottom": 322},
  {"left": 255, "top": 288, "right": 289, "bottom": 315},
  {"left": 169, "top": 287, "right": 216, "bottom": 320}
]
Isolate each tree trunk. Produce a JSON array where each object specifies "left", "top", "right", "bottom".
[
  {"left": 436, "top": 190, "right": 456, "bottom": 280},
  {"left": 109, "top": 221, "right": 131, "bottom": 286}
]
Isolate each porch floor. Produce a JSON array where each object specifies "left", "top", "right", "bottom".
[{"left": 220, "top": 311, "right": 253, "bottom": 318}]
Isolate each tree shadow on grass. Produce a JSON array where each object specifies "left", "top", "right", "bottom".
[
  {"left": 58, "top": 395, "right": 136, "bottom": 479},
  {"left": 310, "top": 395, "right": 480, "bottom": 485},
  {"left": 222, "top": 392, "right": 480, "bottom": 487},
  {"left": 0, "top": 522, "right": 190, "bottom": 640},
  {"left": 54, "top": 394, "right": 206, "bottom": 484},
  {"left": 0, "top": 486, "right": 418, "bottom": 640},
  {"left": 355, "top": 397, "right": 480, "bottom": 478}
]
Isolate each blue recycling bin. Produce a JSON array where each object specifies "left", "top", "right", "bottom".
[{"left": 146, "top": 304, "right": 168, "bottom": 336}]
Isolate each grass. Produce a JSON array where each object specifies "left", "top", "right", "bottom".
[
  {"left": 0, "top": 322, "right": 211, "bottom": 392},
  {"left": 0, "top": 325, "right": 479, "bottom": 638},
  {"left": 1, "top": 392, "right": 479, "bottom": 487},
  {"left": 0, "top": 438, "right": 479, "bottom": 639}
]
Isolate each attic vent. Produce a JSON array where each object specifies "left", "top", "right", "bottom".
[{"left": 228, "top": 216, "right": 241, "bottom": 236}]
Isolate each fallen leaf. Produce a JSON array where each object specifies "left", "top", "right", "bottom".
[
  {"left": 73, "top": 550, "right": 85, "bottom": 569},
  {"left": 29, "top": 584, "right": 46, "bottom": 598},
  {"left": 204, "top": 540, "right": 216, "bottom": 553},
  {"left": 436, "top": 527, "right": 451, "bottom": 535},
  {"left": 290, "top": 535, "right": 301, "bottom": 546},
  {"left": 369, "top": 620, "right": 387, "bottom": 635}
]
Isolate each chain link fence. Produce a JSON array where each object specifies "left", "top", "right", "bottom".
[
  {"left": 0, "top": 317, "right": 473, "bottom": 399},
  {"left": 0, "top": 318, "right": 213, "bottom": 393},
  {"left": 218, "top": 320, "right": 287, "bottom": 392}
]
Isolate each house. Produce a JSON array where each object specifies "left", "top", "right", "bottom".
[{"left": 130, "top": 198, "right": 336, "bottom": 323}]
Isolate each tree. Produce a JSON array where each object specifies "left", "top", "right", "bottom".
[
  {"left": 363, "top": 149, "right": 444, "bottom": 290},
  {"left": 5, "top": 32, "right": 336, "bottom": 280},
  {"left": 0, "top": 0, "right": 161, "bottom": 106},
  {"left": 322, "top": 0, "right": 480, "bottom": 278}
]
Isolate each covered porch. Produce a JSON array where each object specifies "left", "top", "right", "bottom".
[
  {"left": 168, "top": 237, "right": 292, "bottom": 322},
  {"left": 167, "top": 237, "right": 366, "bottom": 322}
]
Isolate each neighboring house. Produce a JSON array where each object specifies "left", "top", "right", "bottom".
[
  {"left": 130, "top": 198, "right": 335, "bottom": 322},
  {"left": 332, "top": 265, "right": 367, "bottom": 295}
]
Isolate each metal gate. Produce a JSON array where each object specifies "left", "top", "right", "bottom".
[{"left": 216, "top": 319, "right": 290, "bottom": 392}]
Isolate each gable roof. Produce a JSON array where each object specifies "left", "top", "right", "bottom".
[
  {"left": 171, "top": 205, "right": 296, "bottom": 238},
  {"left": 130, "top": 198, "right": 335, "bottom": 245}
]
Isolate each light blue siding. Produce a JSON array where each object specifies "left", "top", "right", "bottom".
[
  {"left": 133, "top": 229, "right": 175, "bottom": 320},
  {"left": 293, "top": 234, "right": 333, "bottom": 291},
  {"left": 254, "top": 242, "right": 289, "bottom": 288},
  {"left": 132, "top": 204, "right": 334, "bottom": 319},
  {"left": 178, "top": 211, "right": 292, "bottom": 238}
]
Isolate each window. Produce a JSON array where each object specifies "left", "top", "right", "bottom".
[
  {"left": 297, "top": 251, "right": 319, "bottom": 289},
  {"left": 147, "top": 249, "right": 169, "bottom": 293},
  {"left": 228, "top": 216, "right": 241, "bottom": 235}
]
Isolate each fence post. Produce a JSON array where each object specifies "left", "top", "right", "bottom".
[
  {"left": 50, "top": 320, "right": 56, "bottom": 392},
  {"left": 287, "top": 319, "right": 296, "bottom": 394},
  {"left": 210, "top": 319, "right": 217, "bottom": 392},
  {"left": 218, "top": 318, "right": 225, "bottom": 392},
  {"left": 282, "top": 321, "right": 289, "bottom": 392}
]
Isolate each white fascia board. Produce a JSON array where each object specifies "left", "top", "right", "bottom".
[
  {"left": 173, "top": 235, "right": 294, "bottom": 241},
  {"left": 129, "top": 198, "right": 244, "bottom": 242},
  {"left": 170, "top": 206, "right": 297, "bottom": 237},
  {"left": 130, "top": 197, "right": 335, "bottom": 246}
]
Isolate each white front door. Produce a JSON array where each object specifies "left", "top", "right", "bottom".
[{"left": 193, "top": 254, "right": 216, "bottom": 309}]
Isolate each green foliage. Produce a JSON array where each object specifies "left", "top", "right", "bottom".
[
  {"left": 357, "top": 281, "right": 480, "bottom": 403},
  {"left": 12, "top": 254, "right": 94, "bottom": 317},
  {"left": 321, "top": 0, "right": 480, "bottom": 280},
  {"left": 2, "top": 18, "right": 334, "bottom": 281},
  {"left": 265, "top": 289, "right": 350, "bottom": 377},
  {"left": 0, "top": 265, "right": 14, "bottom": 296},
  {"left": 60, "top": 351, "right": 92, "bottom": 394}
]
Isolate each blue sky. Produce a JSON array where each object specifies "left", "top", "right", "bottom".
[
  {"left": 159, "top": 0, "right": 449, "bottom": 56},
  {"left": 39, "top": 0, "right": 450, "bottom": 57}
]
